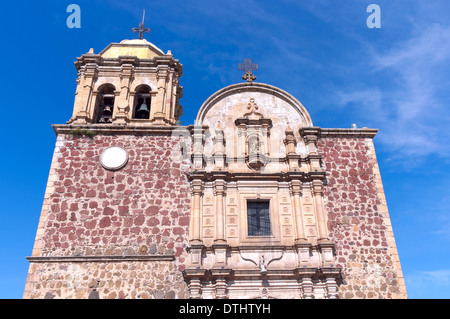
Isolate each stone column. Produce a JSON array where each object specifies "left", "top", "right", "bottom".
[
  {"left": 69, "top": 49, "right": 101, "bottom": 124},
  {"left": 192, "top": 125, "right": 204, "bottom": 169},
  {"left": 85, "top": 88, "right": 98, "bottom": 123},
  {"left": 190, "top": 179, "right": 203, "bottom": 244},
  {"left": 213, "top": 178, "right": 229, "bottom": 268},
  {"left": 152, "top": 65, "right": 168, "bottom": 124},
  {"left": 291, "top": 180, "right": 307, "bottom": 243},
  {"left": 188, "top": 179, "right": 205, "bottom": 270},
  {"left": 165, "top": 70, "right": 174, "bottom": 121},
  {"left": 170, "top": 75, "right": 180, "bottom": 125},
  {"left": 284, "top": 129, "right": 300, "bottom": 170},
  {"left": 213, "top": 124, "right": 225, "bottom": 169},
  {"left": 300, "top": 127, "right": 319, "bottom": 155},
  {"left": 284, "top": 128, "right": 296, "bottom": 155},
  {"left": 312, "top": 180, "right": 328, "bottom": 241},
  {"left": 305, "top": 135, "right": 318, "bottom": 155},
  {"left": 299, "top": 128, "right": 321, "bottom": 170},
  {"left": 72, "top": 57, "right": 98, "bottom": 124},
  {"left": 214, "top": 180, "right": 226, "bottom": 243},
  {"left": 113, "top": 57, "right": 136, "bottom": 124},
  {"left": 237, "top": 124, "right": 247, "bottom": 159},
  {"left": 261, "top": 123, "right": 270, "bottom": 157}
]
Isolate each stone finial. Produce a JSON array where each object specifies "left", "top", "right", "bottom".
[{"left": 243, "top": 98, "right": 263, "bottom": 120}]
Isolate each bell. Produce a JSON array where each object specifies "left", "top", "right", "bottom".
[
  {"left": 136, "top": 102, "right": 149, "bottom": 119},
  {"left": 102, "top": 105, "right": 112, "bottom": 117},
  {"left": 98, "top": 105, "right": 113, "bottom": 123}
]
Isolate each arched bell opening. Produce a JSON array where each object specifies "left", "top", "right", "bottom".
[
  {"left": 95, "top": 84, "right": 116, "bottom": 124},
  {"left": 133, "top": 84, "right": 151, "bottom": 119}
]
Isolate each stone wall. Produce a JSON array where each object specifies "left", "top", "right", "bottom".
[
  {"left": 24, "top": 128, "right": 407, "bottom": 299},
  {"left": 318, "top": 136, "right": 407, "bottom": 299},
  {"left": 24, "top": 132, "right": 191, "bottom": 299},
  {"left": 25, "top": 259, "right": 186, "bottom": 299}
]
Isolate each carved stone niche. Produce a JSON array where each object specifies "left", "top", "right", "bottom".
[{"left": 234, "top": 98, "right": 272, "bottom": 170}]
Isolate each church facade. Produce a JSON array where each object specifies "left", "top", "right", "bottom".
[{"left": 23, "top": 36, "right": 407, "bottom": 299}]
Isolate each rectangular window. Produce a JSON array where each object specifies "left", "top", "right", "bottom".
[{"left": 247, "top": 200, "right": 271, "bottom": 236}]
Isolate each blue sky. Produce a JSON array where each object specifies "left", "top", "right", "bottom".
[{"left": 0, "top": 0, "right": 449, "bottom": 299}]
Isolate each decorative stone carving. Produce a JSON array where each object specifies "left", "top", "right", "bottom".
[
  {"left": 25, "top": 35, "right": 406, "bottom": 300},
  {"left": 183, "top": 82, "right": 342, "bottom": 299},
  {"left": 234, "top": 98, "right": 272, "bottom": 170},
  {"left": 67, "top": 39, "right": 183, "bottom": 126}
]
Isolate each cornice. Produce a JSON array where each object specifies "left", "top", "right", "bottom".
[
  {"left": 319, "top": 127, "right": 378, "bottom": 138},
  {"left": 187, "top": 170, "right": 326, "bottom": 182},
  {"left": 26, "top": 255, "right": 175, "bottom": 263},
  {"left": 74, "top": 53, "right": 182, "bottom": 74},
  {"left": 300, "top": 127, "right": 378, "bottom": 139},
  {"left": 52, "top": 123, "right": 187, "bottom": 136}
]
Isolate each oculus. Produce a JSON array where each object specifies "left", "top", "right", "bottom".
[{"left": 100, "top": 146, "right": 128, "bottom": 171}]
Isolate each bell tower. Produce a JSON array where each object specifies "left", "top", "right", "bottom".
[
  {"left": 24, "top": 19, "right": 192, "bottom": 299},
  {"left": 68, "top": 37, "right": 183, "bottom": 126}
]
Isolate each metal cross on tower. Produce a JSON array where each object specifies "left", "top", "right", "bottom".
[
  {"left": 238, "top": 59, "right": 258, "bottom": 82},
  {"left": 132, "top": 10, "right": 151, "bottom": 40}
]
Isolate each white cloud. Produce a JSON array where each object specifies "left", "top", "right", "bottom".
[
  {"left": 405, "top": 269, "right": 450, "bottom": 298},
  {"left": 337, "top": 24, "right": 450, "bottom": 164}
]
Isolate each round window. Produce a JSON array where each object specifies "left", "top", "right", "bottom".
[{"left": 100, "top": 146, "right": 128, "bottom": 171}]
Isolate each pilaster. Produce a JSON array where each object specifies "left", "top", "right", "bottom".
[
  {"left": 190, "top": 179, "right": 204, "bottom": 244},
  {"left": 290, "top": 180, "right": 307, "bottom": 243},
  {"left": 70, "top": 54, "right": 100, "bottom": 124},
  {"left": 213, "top": 179, "right": 227, "bottom": 244},
  {"left": 312, "top": 179, "right": 329, "bottom": 241},
  {"left": 213, "top": 125, "right": 226, "bottom": 169},
  {"left": 191, "top": 125, "right": 206, "bottom": 169},
  {"left": 284, "top": 128, "right": 300, "bottom": 170}
]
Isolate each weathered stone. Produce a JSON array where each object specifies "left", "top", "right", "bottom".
[
  {"left": 23, "top": 37, "right": 406, "bottom": 300},
  {"left": 88, "top": 290, "right": 99, "bottom": 299},
  {"left": 153, "top": 290, "right": 164, "bottom": 299}
]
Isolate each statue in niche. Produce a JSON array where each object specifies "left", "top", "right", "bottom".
[
  {"left": 247, "top": 135, "right": 265, "bottom": 170},
  {"left": 249, "top": 136, "right": 260, "bottom": 154}
]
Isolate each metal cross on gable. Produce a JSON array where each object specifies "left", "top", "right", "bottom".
[
  {"left": 132, "top": 10, "right": 151, "bottom": 40},
  {"left": 238, "top": 59, "right": 258, "bottom": 82}
]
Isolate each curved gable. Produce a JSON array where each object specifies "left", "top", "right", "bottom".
[
  {"left": 195, "top": 82, "right": 314, "bottom": 161},
  {"left": 196, "top": 82, "right": 313, "bottom": 131}
]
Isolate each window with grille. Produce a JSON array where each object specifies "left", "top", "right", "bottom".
[{"left": 247, "top": 200, "right": 271, "bottom": 236}]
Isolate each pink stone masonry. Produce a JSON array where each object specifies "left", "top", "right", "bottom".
[
  {"left": 24, "top": 133, "right": 191, "bottom": 299},
  {"left": 318, "top": 137, "right": 405, "bottom": 299}
]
